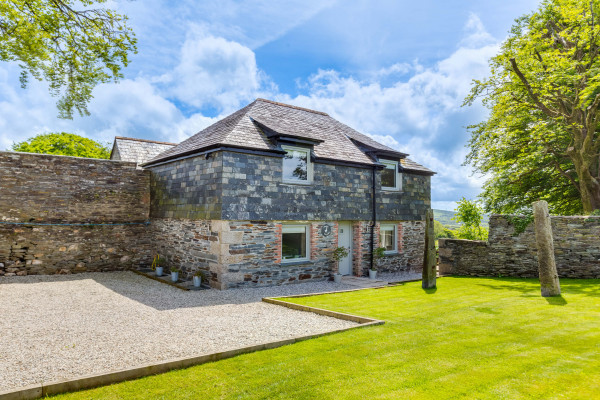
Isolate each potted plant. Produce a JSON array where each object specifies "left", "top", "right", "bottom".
[
  {"left": 193, "top": 270, "right": 205, "bottom": 287},
  {"left": 170, "top": 266, "right": 180, "bottom": 282},
  {"left": 151, "top": 254, "right": 165, "bottom": 277},
  {"left": 371, "top": 247, "right": 386, "bottom": 280},
  {"left": 331, "top": 246, "right": 349, "bottom": 283}
]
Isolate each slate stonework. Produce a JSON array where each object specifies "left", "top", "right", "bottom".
[
  {"left": 0, "top": 224, "right": 152, "bottom": 276},
  {"left": 0, "top": 151, "right": 149, "bottom": 223},
  {"left": 219, "top": 151, "right": 431, "bottom": 221},
  {"left": 439, "top": 215, "right": 600, "bottom": 278},
  {"left": 149, "top": 152, "right": 223, "bottom": 220},
  {"left": 0, "top": 151, "right": 153, "bottom": 276},
  {"left": 151, "top": 217, "right": 426, "bottom": 288}
]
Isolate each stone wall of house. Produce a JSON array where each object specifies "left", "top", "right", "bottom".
[
  {"left": 149, "top": 152, "right": 223, "bottom": 220},
  {"left": 150, "top": 218, "right": 220, "bottom": 285},
  {"left": 0, "top": 151, "right": 152, "bottom": 276},
  {"left": 438, "top": 215, "right": 600, "bottom": 278},
  {"left": 219, "top": 150, "right": 430, "bottom": 222},
  {"left": 150, "top": 217, "right": 426, "bottom": 288}
]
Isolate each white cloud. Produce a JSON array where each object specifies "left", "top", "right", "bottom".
[
  {"left": 0, "top": 8, "right": 498, "bottom": 207},
  {"left": 279, "top": 14, "right": 498, "bottom": 203},
  {"left": 159, "top": 31, "right": 276, "bottom": 111}
]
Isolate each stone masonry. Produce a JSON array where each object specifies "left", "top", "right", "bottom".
[
  {"left": 439, "top": 215, "right": 600, "bottom": 279},
  {"left": 148, "top": 149, "right": 430, "bottom": 288},
  {"left": 0, "top": 152, "right": 153, "bottom": 276}
]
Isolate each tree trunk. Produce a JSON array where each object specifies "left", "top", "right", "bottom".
[
  {"left": 568, "top": 125, "right": 600, "bottom": 214},
  {"left": 422, "top": 209, "right": 436, "bottom": 289},
  {"left": 532, "top": 200, "right": 561, "bottom": 297}
]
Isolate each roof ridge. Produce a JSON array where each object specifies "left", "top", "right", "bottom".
[
  {"left": 115, "top": 136, "right": 177, "bottom": 146},
  {"left": 256, "top": 98, "right": 329, "bottom": 116}
]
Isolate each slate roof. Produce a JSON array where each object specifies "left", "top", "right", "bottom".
[
  {"left": 111, "top": 137, "right": 176, "bottom": 165},
  {"left": 143, "top": 98, "right": 434, "bottom": 175}
]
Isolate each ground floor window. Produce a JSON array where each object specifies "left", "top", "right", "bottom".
[
  {"left": 380, "top": 224, "right": 397, "bottom": 253},
  {"left": 282, "top": 225, "right": 309, "bottom": 262}
]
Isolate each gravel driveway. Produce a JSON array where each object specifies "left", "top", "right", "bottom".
[{"left": 0, "top": 272, "right": 358, "bottom": 392}]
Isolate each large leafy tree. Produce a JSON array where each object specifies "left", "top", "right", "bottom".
[
  {"left": 12, "top": 132, "right": 111, "bottom": 158},
  {"left": 465, "top": 0, "right": 600, "bottom": 215},
  {"left": 0, "top": 0, "right": 136, "bottom": 118}
]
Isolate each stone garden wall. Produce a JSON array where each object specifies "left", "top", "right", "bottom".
[
  {"left": 0, "top": 151, "right": 153, "bottom": 276},
  {"left": 438, "top": 215, "right": 600, "bottom": 278}
]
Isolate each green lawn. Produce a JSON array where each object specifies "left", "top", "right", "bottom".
[{"left": 53, "top": 277, "right": 600, "bottom": 399}]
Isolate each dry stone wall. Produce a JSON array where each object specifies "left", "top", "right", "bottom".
[
  {"left": 439, "top": 215, "right": 600, "bottom": 278},
  {"left": 0, "top": 152, "right": 152, "bottom": 276}
]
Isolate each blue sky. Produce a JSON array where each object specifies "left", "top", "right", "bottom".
[{"left": 0, "top": 0, "right": 540, "bottom": 210}]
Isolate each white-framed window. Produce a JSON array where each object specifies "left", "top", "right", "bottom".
[
  {"left": 281, "top": 225, "right": 310, "bottom": 262},
  {"left": 282, "top": 145, "right": 313, "bottom": 184},
  {"left": 379, "top": 224, "right": 397, "bottom": 253},
  {"left": 380, "top": 159, "right": 401, "bottom": 191}
]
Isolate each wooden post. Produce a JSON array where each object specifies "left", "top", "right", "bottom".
[
  {"left": 422, "top": 209, "right": 436, "bottom": 289},
  {"left": 532, "top": 200, "right": 561, "bottom": 297}
]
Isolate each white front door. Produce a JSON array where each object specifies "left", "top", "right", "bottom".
[{"left": 337, "top": 222, "right": 353, "bottom": 275}]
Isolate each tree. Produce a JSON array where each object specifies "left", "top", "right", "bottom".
[
  {"left": 12, "top": 132, "right": 110, "bottom": 158},
  {"left": 0, "top": 0, "right": 137, "bottom": 118},
  {"left": 433, "top": 220, "right": 456, "bottom": 240},
  {"left": 452, "top": 198, "right": 488, "bottom": 240},
  {"left": 465, "top": 0, "right": 600, "bottom": 215}
]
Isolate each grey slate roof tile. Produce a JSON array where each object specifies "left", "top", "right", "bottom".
[
  {"left": 110, "top": 137, "right": 176, "bottom": 165},
  {"left": 143, "top": 98, "right": 434, "bottom": 175}
]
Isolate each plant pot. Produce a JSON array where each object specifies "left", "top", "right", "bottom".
[
  {"left": 171, "top": 271, "right": 179, "bottom": 282},
  {"left": 369, "top": 269, "right": 377, "bottom": 280},
  {"left": 193, "top": 275, "right": 202, "bottom": 287},
  {"left": 155, "top": 266, "right": 163, "bottom": 277},
  {"left": 333, "top": 274, "right": 342, "bottom": 284}
]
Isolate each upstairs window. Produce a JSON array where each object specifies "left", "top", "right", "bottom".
[
  {"left": 381, "top": 159, "right": 401, "bottom": 191},
  {"left": 380, "top": 224, "right": 397, "bottom": 253},
  {"left": 282, "top": 225, "right": 309, "bottom": 262},
  {"left": 282, "top": 145, "right": 312, "bottom": 184}
]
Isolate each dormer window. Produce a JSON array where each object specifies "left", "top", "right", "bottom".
[
  {"left": 282, "top": 145, "right": 312, "bottom": 184},
  {"left": 381, "top": 159, "right": 401, "bottom": 191}
]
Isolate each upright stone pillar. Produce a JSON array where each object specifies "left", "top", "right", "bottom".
[
  {"left": 422, "top": 209, "right": 436, "bottom": 289},
  {"left": 532, "top": 200, "right": 561, "bottom": 297}
]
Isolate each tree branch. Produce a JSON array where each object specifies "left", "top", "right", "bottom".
[{"left": 509, "top": 58, "right": 560, "bottom": 118}]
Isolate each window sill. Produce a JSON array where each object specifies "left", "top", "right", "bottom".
[
  {"left": 280, "top": 260, "right": 315, "bottom": 266},
  {"left": 381, "top": 187, "right": 401, "bottom": 192},
  {"left": 282, "top": 180, "right": 313, "bottom": 186},
  {"left": 383, "top": 251, "right": 399, "bottom": 255}
]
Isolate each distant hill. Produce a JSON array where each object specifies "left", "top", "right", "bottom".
[{"left": 433, "top": 209, "right": 489, "bottom": 229}]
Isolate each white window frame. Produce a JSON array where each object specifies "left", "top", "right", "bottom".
[
  {"left": 380, "top": 159, "right": 401, "bottom": 191},
  {"left": 281, "top": 145, "right": 313, "bottom": 185},
  {"left": 281, "top": 224, "right": 311, "bottom": 263},
  {"left": 379, "top": 224, "right": 397, "bottom": 254}
]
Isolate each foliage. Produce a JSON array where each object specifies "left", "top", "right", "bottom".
[
  {"left": 505, "top": 213, "right": 535, "bottom": 236},
  {"left": 452, "top": 198, "right": 489, "bottom": 240},
  {"left": 11, "top": 132, "right": 110, "bottom": 158},
  {"left": 465, "top": 0, "right": 600, "bottom": 215},
  {"left": 330, "top": 246, "right": 349, "bottom": 263},
  {"left": 433, "top": 220, "right": 456, "bottom": 239},
  {"left": 591, "top": 209, "right": 600, "bottom": 215},
  {"left": 55, "top": 278, "right": 600, "bottom": 400},
  {"left": 372, "top": 247, "right": 386, "bottom": 270},
  {"left": 0, "top": 0, "right": 137, "bottom": 118},
  {"left": 151, "top": 254, "right": 166, "bottom": 270},
  {"left": 170, "top": 266, "right": 180, "bottom": 273}
]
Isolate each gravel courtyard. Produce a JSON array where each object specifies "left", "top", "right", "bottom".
[{"left": 0, "top": 272, "right": 359, "bottom": 392}]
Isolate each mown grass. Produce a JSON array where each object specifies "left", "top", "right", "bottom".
[{"left": 52, "top": 277, "right": 600, "bottom": 399}]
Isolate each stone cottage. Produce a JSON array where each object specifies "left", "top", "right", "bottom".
[{"left": 127, "top": 98, "right": 434, "bottom": 289}]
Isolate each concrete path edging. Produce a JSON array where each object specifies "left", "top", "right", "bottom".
[{"left": 0, "top": 291, "right": 384, "bottom": 400}]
